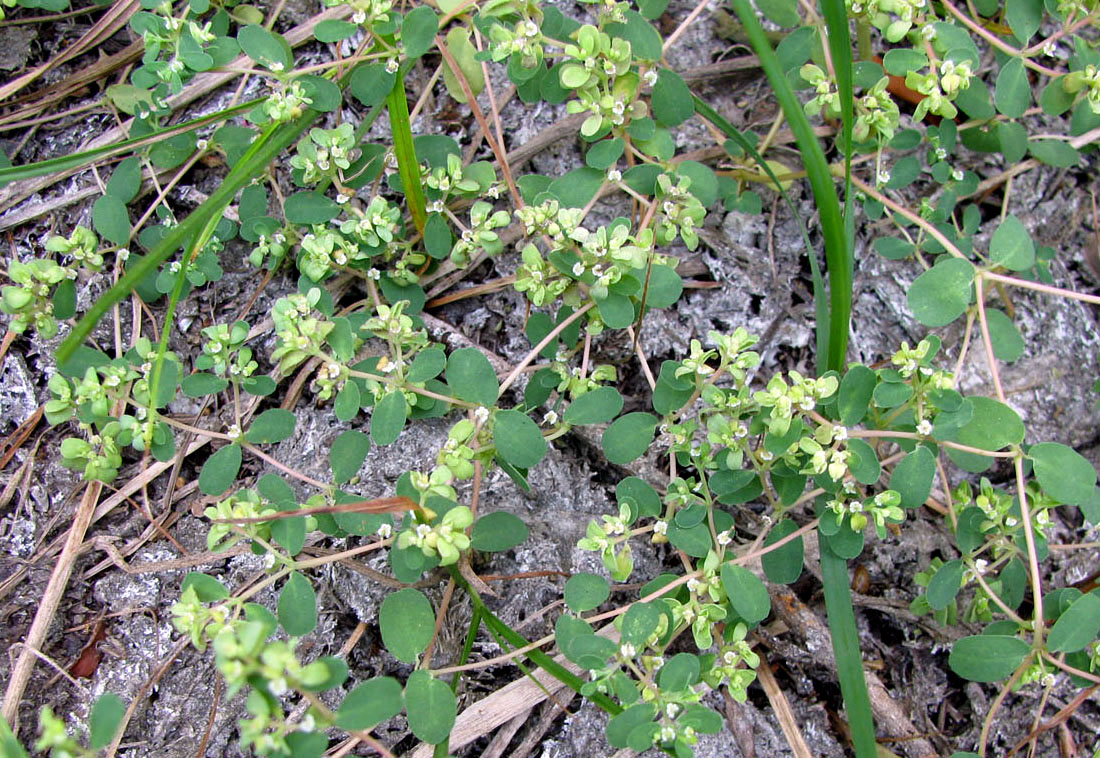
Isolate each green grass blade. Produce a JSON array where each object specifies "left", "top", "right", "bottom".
[
  {"left": 820, "top": 532, "right": 877, "bottom": 758},
  {"left": 0, "top": 101, "right": 257, "bottom": 186},
  {"left": 57, "top": 110, "right": 319, "bottom": 364},
  {"left": 728, "top": 0, "right": 851, "bottom": 373},
  {"left": 820, "top": 0, "right": 857, "bottom": 366},
  {"left": 388, "top": 64, "right": 428, "bottom": 236}
]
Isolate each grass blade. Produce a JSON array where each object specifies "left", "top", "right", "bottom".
[
  {"left": 728, "top": 0, "right": 851, "bottom": 373},
  {"left": 0, "top": 101, "right": 256, "bottom": 187},
  {"left": 57, "top": 110, "right": 319, "bottom": 364},
  {"left": 388, "top": 64, "right": 428, "bottom": 236},
  {"left": 820, "top": 532, "right": 878, "bottom": 757}
]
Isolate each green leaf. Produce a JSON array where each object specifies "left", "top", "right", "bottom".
[
  {"left": 271, "top": 503, "right": 305, "bottom": 556},
  {"left": 336, "top": 677, "right": 404, "bottom": 730},
  {"left": 907, "top": 257, "right": 975, "bottom": 327},
  {"left": 401, "top": 6, "right": 438, "bottom": 59},
  {"left": 198, "top": 443, "right": 241, "bottom": 495},
  {"left": 947, "top": 396, "right": 1025, "bottom": 451},
  {"left": 278, "top": 571, "right": 318, "bottom": 637},
  {"left": 605, "top": 10, "right": 663, "bottom": 60},
  {"left": 761, "top": 519, "right": 804, "bottom": 584},
  {"left": 890, "top": 445, "right": 936, "bottom": 509},
  {"left": 985, "top": 308, "right": 1024, "bottom": 362},
  {"left": 720, "top": 563, "right": 771, "bottom": 623},
  {"left": 846, "top": 438, "right": 881, "bottom": 485},
  {"left": 1030, "top": 442, "right": 1097, "bottom": 505},
  {"left": 990, "top": 214, "right": 1035, "bottom": 271},
  {"left": 106, "top": 156, "right": 142, "bottom": 203},
  {"left": 297, "top": 75, "right": 342, "bottom": 112},
  {"left": 617, "top": 477, "right": 662, "bottom": 518},
  {"left": 446, "top": 347, "right": 499, "bottom": 406},
  {"left": 927, "top": 559, "right": 965, "bottom": 610},
  {"left": 606, "top": 704, "right": 658, "bottom": 749},
  {"left": 620, "top": 603, "right": 661, "bottom": 646},
  {"left": 150, "top": 132, "right": 197, "bottom": 169},
  {"left": 334, "top": 382, "right": 361, "bottom": 422},
  {"left": 350, "top": 63, "right": 396, "bottom": 107},
  {"left": 238, "top": 24, "right": 291, "bottom": 70},
  {"left": 371, "top": 391, "right": 407, "bottom": 446},
  {"left": 93, "top": 194, "right": 131, "bottom": 246},
  {"left": 586, "top": 137, "right": 625, "bottom": 170},
  {"left": 407, "top": 346, "right": 447, "bottom": 383},
  {"left": 494, "top": 409, "right": 547, "bottom": 468},
  {"left": 564, "top": 573, "right": 610, "bottom": 611},
  {"left": 636, "top": 0, "right": 669, "bottom": 18},
  {"left": 1047, "top": 591, "right": 1100, "bottom": 653},
  {"left": 284, "top": 191, "right": 340, "bottom": 225},
  {"left": 441, "top": 26, "right": 485, "bottom": 103},
  {"left": 676, "top": 160, "right": 718, "bottom": 207},
  {"left": 423, "top": 213, "right": 452, "bottom": 260},
  {"left": 873, "top": 237, "right": 914, "bottom": 260},
  {"left": 89, "top": 693, "right": 126, "bottom": 750},
  {"left": 243, "top": 375, "right": 277, "bottom": 396},
  {"left": 994, "top": 58, "right": 1030, "bottom": 118},
  {"left": 658, "top": 653, "right": 700, "bottom": 691},
  {"left": 380, "top": 588, "right": 434, "bottom": 663},
  {"left": 564, "top": 387, "right": 624, "bottom": 425},
  {"left": 405, "top": 670, "right": 457, "bottom": 745},
  {"left": 471, "top": 511, "right": 529, "bottom": 551},
  {"left": 755, "top": 0, "right": 800, "bottom": 26},
  {"left": 652, "top": 69, "right": 694, "bottom": 127},
  {"left": 546, "top": 166, "right": 604, "bottom": 208},
  {"left": 181, "top": 372, "right": 228, "bottom": 397},
  {"left": 838, "top": 364, "right": 875, "bottom": 426},
  {"left": 602, "top": 412, "right": 658, "bottom": 464},
  {"left": 1005, "top": 0, "right": 1042, "bottom": 42},
  {"left": 314, "top": 19, "right": 358, "bottom": 42},
  {"left": 52, "top": 279, "right": 76, "bottom": 320},
  {"left": 882, "top": 48, "right": 927, "bottom": 76},
  {"left": 595, "top": 291, "right": 635, "bottom": 328},
  {"left": 181, "top": 572, "right": 229, "bottom": 602},
  {"left": 948, "top": 635, "right": 1030, "bottom": 681},
  {"left": 643, "top": 264, "right": 683, "bottom": 309},
  {"left": 1029, "top": 138, "right": 1080, "bottom": 168},
  {"left": 245, "top": 408, "right": 297, "bottom": 444},
  {"left": 330, "top": 429, "right": 370, "bottom": 484}
]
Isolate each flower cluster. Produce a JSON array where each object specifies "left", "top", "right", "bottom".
[
  {"left": 396, "top": 505, "right": 473, "bottom": 565},
  {"left": 560, "top": 25, "right": 648, "bottom": 137},
  {"left": 290, "top": 124, "right": 357, "bottom": 185}
]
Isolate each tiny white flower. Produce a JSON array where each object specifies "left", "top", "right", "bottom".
[
  {"left": 716, "top": 530, "right": 732, "bottom": 546},
  {"left": 916, "top": 419, "right": 933, "bottom": 436},
  {"left": 474, "top": 406, "right": 490, "bottom": 425},
  {"left": 878, "top": 168, "right": 891, "bottom": 185},
  {"left": 385, "top": 58, "right": 400, "bottom": 74},
  {"left": 620, "top": 642, "right": 636, "bottom": 658},
  {"left": 952, "top": 168, "right": 965, "bottom": 182},
  {"left": 643, "top": 69, "right": 658, "bottom": 87},
  {"left": 376, "top": 522, "right": 393, "bottom": 539},
  {"left": 571, "top": 261, "right": 586, "bottom": 277},
  {"left": 542, "top": 410, "right": 559, "bottom": 426},
  {"left": 654, "top": 520, "right": 669, "bottom": 535},
  {"left": 607, "top": 169, "right": 622, "bottom": 182},
  {"left": 269, "top": 61, "right": 285, "bottom": 73},
  {"left": 227, "top": 424, "right": 242, "bottom": 440},
  {"left": 117, "top": 248, "right": 130, "bottom": 261}
]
